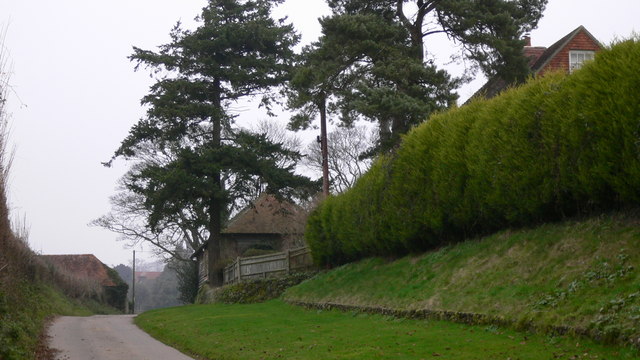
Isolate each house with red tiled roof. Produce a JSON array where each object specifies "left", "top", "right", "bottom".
[
  {"left": 41, "top": 254, "right": 128, "bottom": 311},
  {"left": 472, "top": 25, "right": 602, "bottom": 99},
  {"left": 42, "top": 254, "right": 118, "bottom": 286},
  {"left": 135, "top": 271, "right": 162, "bottom": 282}
]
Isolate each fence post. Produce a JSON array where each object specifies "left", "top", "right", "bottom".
[
  {"left": 235, "top": 257, "right": 241, "bottom": 283},
  {"left": 286, "top": 249, "right": 291, "bottom": 275}
]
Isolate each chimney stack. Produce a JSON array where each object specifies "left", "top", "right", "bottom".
[{"left": 523, "top": 33, "right": 531, "bottom": 47}]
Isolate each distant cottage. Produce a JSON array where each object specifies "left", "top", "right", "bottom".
[
  {"left": 473, "top": 25, "right": 602, "bottom": 100},
  {"left": 135, "top": 271, "right": 162, "bottom": 282},
  {"left": 191, "top": 193, "right": 307, "bottom": 286},
  {"left": 41, "top": 254, "right": 128, "bottom": 311}
]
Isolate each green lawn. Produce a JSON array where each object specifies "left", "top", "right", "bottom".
[{"left": 135, "top": 300, "right": 638, "bottom": 360}]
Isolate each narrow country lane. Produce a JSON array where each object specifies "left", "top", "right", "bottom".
[{"left": 48, "top": 315, "right": 194, "bottom": 360}]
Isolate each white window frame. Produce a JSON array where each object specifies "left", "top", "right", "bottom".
[{"left": 569, "top": 50, "right": 595, "bottom": 73}]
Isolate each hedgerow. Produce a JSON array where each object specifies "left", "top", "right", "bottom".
[{"left": 307, "top": 38, "right": 640, "bottom": 266}]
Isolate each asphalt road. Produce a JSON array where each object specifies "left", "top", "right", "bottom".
[{"left": 48, "top": 315, "right": 194, "bottom": 360}]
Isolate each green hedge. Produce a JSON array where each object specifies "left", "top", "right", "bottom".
[{"left": 307, "top": 38, "right": 640, "bottom": 265}]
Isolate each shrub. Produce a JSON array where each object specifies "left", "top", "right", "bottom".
[
  {"left": 199, "top": 272, "right": 317, "bottom": 304},
  {"left": 306, "top": 38, "right": 640, "bottom": 265}
]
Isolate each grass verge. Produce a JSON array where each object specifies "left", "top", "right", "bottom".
[
  {"left": 0, "top": 279, "right": 119, "bottom": 359},
  {"left": 284, "top": 211, "right": 640, "bottom": 345},
  {"left": 136, "top": 300, "right": 639, "bottom": 359}
]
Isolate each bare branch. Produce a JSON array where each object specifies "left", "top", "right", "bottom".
[{"left": 302, "top": 125, "right": 376, "bottom": 194}]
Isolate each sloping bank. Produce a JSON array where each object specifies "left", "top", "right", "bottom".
[{"left": 285, "top": 211, "right": 640, "bottom": 347}]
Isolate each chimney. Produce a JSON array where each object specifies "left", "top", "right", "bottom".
[{"left": 523, "top": 33, "right": 531, "bottom": 47}]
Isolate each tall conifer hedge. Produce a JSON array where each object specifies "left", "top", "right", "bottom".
[{"left": 306, "top": 38, "right": 640, "bottom": 266}]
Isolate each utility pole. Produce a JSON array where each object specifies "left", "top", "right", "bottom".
[{"left": 132, "top": 250, "right": 136, "bottom": 314}]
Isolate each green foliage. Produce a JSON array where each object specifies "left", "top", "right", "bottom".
[
  {"left": 307, "top": 38, "right": 640, "bottom": 264},
  {"left": 433, "top": 0, "right": 548, "bottom": 81},
  {"left": 103, "top": 0, "right": 317, "bottom": 280},
  {"left": 0, "top": 286, "right": 34, "bottom": 360},
  {"left": 135, "top": 300, "right": 638, "bottom": 360},
  {"left": 201, "top": 272, "right": 316, "bottom": 304},
  {"left": 103, "top": 266, "right": 128, "bottom": 312},
  {"left": 0, "top": 281, "right": 99, "bottom": 360},
  {"left": 290, "top": 12, "right": 459, "bottom": 154},
  {"left": 309, "top": 0, "right": 547, "bottom": 153},
  {"left": 104, "top": 284, "right": 128, "bottom": 313},
  {"left": 169, "top": 259, "right": 199, "bottom": 305}
]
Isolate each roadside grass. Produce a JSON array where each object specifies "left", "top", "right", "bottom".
[
  {"left": 0, "top": 273, "right": 122, "bottom": 359},
  {"left": 135, "top": 300, "right": 639, "bottom": 360},
  {"left": 0, "top": 280, "right": 98, "bottom": 359},
  {"left": 284, "top": 211, "right": 640, "bottom": 343}
]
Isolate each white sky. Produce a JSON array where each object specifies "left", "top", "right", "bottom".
[{"left": 0, "top": 0, "right": 638, "bottom": 267}]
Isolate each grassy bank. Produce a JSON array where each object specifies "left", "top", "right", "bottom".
[
  {"left": 0, "top": 277, "right": 120, "bottom": 359},
  {"left": 136, "top": 300, "right": 638, "bottom": 360},
  {"left": 285, "top": 211, "right": 640, "bottom": 345}
]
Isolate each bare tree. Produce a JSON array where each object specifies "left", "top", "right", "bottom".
[
  {"left": 0, "top": 28, "right": 13, "bottom": 189},
  {"left": 303, "top": 125, "right": 376, "bottom": 194},
  {"left": 91, "top": 138, "right": 207, "bottom": 261},
  {"left": 249, "top": 119, "right": 303, "bottom": 160}
]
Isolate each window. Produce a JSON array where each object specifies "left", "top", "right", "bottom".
[{"left": 569, "top": 50, "right": 595, "bottom": 73}]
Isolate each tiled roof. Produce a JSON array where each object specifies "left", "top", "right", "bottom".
[
  {"left": 41, "top": 254, "right": 117, "bottom": 286},
  {"left": 223, "top": 193, "right": 304, "bottom": 235},
  {"left": 530, "top": 25, "right": 600, "bottom": 73},
  {"left": 523, "top": 46, "right": 547, "bottom": 67},
  {"left": 191, "top": 194, "right": 306, "bottom": 258},
  {"left": 135, "top": 271, "right": 162, "bottom": 281},
  {"left": 468, "top": 25, "right": 600, "bottom": 102}
]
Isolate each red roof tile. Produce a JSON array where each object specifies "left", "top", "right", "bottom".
[
  {"left": 135, "top": 271, "right": 162, "bottom": 281},
  {"left": 41, "top": 254, "right": 117, "bottom": 286}
]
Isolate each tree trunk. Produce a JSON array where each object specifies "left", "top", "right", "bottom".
[
  {"left": 207, "top": 82, "right": 223, "bottom": 287},
  {"left": 397, "top": 0, "right": 427, "bottom": 63},
  {"left": 207, "top": 195, "right": 223, "bottom": 287}
]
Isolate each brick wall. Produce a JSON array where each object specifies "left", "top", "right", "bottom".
[{"left": 538, "top": 30, "right": 601, "bottom": 75}]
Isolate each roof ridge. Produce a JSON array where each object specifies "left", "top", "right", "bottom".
[{"left": 531, "top": 25, "right": 590, "bottom": 73}]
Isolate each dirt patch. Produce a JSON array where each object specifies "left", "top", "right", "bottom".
[{"left": 449, "top": 253, "right": 502, "bottom": 285}]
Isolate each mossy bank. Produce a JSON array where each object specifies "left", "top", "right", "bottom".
[{"left": 286, "top": 211, "right": 640, "bottom": 347}]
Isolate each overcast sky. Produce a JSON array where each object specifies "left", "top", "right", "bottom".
[{"left": 1, "top": 0, "right": 638, "bottom": 267}]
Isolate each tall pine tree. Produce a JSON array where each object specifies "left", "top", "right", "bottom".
[
  {"left": 300, "top": 0, "right": 548, "bottom": 154},
  {"left": 106, "top": 0, "right": 314, "bottom": 286}
]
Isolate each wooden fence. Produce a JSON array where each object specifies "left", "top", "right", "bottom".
[{"left": 223, "top": 247, "right": 313, "bottom": 284}]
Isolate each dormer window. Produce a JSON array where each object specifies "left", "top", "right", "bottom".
[{"left": 569, "top": 50, "right": 595, "bottom": 73}]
